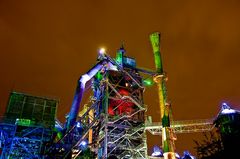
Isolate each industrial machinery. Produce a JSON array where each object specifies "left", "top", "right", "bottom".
[
  {"left": 47, "top": 45, "right": 150, "bottom": 158},
  {"left": 1, "top": 32, "right": 238, "bottom": 159},
  {"left": 0, "top": 92, "right": 58, "bottom": 158},
  {"left": 41, "top": 33, "right": 159, "bottom": 158},
  {"left": 47, "top": 32, "right": 179, "bottom": 159}
]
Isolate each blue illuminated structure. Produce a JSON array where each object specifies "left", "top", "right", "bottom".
[
  {"left": 43, "top": 46, "right": 149, "bottom": 158},
  {"left": 1, "top": 34, "right": 234, "bottom": 159},
  {"left": 175, "top": 153, "right": 180, "bottom": 159},
  {"left": 181, "top": 151, "right": 195, "bottom": 159},
  {"left": 66, "top": 59, "right": 111, "bottom": 130},
  {"left": 0, "top": 92, "right": 58, "bottom": 159},
  {"left": 151, "top": 145, "right": 163, "bottom": 157},
  {"left": 79, "top": 140, "right": 88, "bottom": 151},
  {"left": 219, "top": 102, "right": 238, "bottom": 115}
]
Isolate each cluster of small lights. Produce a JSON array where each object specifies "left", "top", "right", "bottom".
[{"left": 151, "top": 147, "right": 196, "bottom": 159}]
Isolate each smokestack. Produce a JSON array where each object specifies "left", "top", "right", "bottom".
[{"left": 150, "top": 32, "right": 163, "bottom": 74}]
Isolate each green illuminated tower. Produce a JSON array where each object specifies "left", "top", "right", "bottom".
[{"left": 150, "top": 32, "right": 176, "bottom": 159}]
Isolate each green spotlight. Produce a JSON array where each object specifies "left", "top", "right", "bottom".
[{"left": 143, "top": 78, "right": 154, "bottom": 86}]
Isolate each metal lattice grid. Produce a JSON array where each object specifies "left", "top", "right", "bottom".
[
  {"left": 0, "top": 92, "right": 58, "bottom": 159},
  {"left": 96, "top": 69, "right": 147, "bottom": 159},
  {"left": 145, "top": 119, "right": 214, "bottom": 135}
]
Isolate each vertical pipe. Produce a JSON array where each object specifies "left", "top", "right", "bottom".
[
  {"left": 66, "top": 81, "right": 85, "bottom": 130},
  {"left": 150, "top": 32, "right": 176, "bottom": 159},
  {"left": 88, "top": 109, "right": 94, "bottom": 145},
  {"left": 150, "top": 32, "right": 165, "bottom": 119},
  {"left": 66, "top": 60, "right": 108, "bottom": 130},
  {"left": 149, "top": 32, "right": 163, "bottom": 74},
  {"left": 156, "top": 82, "right": 165, "bottom": 119},
  {"left": 103, "top": 77, "right": 109, "bottom": 159}
]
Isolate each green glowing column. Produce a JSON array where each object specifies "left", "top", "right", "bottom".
[
  {"left": 150, "top": 32, "right": 165, "bottom": 119},
  {"left": 150, "top": 32, "right": 176, "bottom": 159}
]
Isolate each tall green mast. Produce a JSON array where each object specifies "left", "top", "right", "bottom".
[{"left": 150, "top": 32, "right": 176, "bottom": 159}]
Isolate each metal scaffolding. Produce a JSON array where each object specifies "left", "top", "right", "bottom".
[
  {"left": 146, "top": 119, "right": 215, "bottom": 135},
  {"left": 0, "top": 33, "right": 224, "bottom": 159},
  {"left": 0, "top": 92, "right": 57, "bottom": 159},
  {"left": 97, "top": 69, "right": 147, "bottom": 159}
]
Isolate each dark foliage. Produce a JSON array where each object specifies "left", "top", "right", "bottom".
[{"left": 194, "top": 131, "right": 224, "bottom": 159}]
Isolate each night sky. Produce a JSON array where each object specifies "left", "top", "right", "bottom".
[{"left": 1, "top": 0, "right": 240, "bottom": 156}]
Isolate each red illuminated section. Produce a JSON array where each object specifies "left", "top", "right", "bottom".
[{"left": 108, "top": 89, "right": 134, "bottom": 116}]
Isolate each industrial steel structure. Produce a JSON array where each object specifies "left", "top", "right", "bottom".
[
  {"left": 47, "top": 45, "right": 150, "bottom": 159},
  {"left": 0, "top": 92, "right": 58, "bottom": 158},
  {"left": 1, "top": 32, "right": 237, "bottom": 159}
]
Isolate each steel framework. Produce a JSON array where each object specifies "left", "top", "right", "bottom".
[
  {"left": 0, "top": 92, "right": 57, "bottom": 159},
  {"left": 97, "top": 69, "right": 147, "bottom": 159},
  {"left": 45, "top": 38, "right": 217, "bottom": 159},
  {"left": 46, "top": 49, "right": 149, "bottom": 159},
  {"left": 146, "top": 119, "right": 214, "bottom": 135},
  {"left": 0, "top": 33, "right": 222, "bottom": 159}
]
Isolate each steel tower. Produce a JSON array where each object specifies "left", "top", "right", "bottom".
[
  {"left": 150, "top": 33, "right": 176, "bottom": 159},
  {"left": 0, "top": 32, "right": 227, "bottom": 159},
  {"left": 48, "top": 32, "right": 178, "bottom": 159},
  {"left": 96, "top": 47, "right": 147, "bottom": 158},
  {"left": 45, "top": 46, "right": 151, "bottom": 158}
]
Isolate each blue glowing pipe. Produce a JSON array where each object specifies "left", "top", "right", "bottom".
[{"left": 66, "top": 59, "right": 109, "bottom": 130}]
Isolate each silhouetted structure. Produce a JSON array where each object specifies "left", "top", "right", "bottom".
[{"left": 195, "top": 103, "right": 240, "bottom": 159}]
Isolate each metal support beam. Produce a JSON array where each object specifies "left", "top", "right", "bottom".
[{"left": 145, "top": 119, "right": 214, "bottom": 135}]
